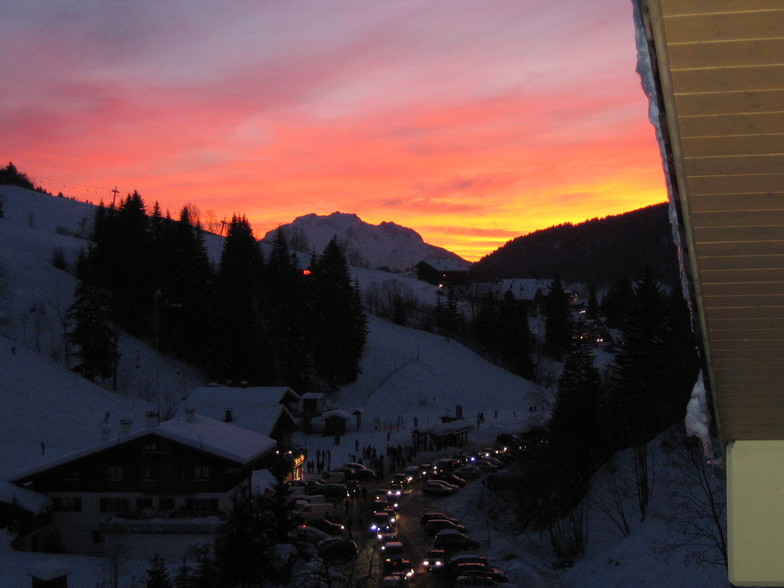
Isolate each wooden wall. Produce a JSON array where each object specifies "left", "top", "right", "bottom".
[{"left": 644, "top": 0, "right": 784, "bottom": 440}]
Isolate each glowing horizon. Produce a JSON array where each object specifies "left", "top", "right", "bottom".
[{"left": 1, "top": 1, "right": 666, "bottom": 262}]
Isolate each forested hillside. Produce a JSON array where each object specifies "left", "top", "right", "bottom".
[{"left": 470, "top": 203, "right": 678, "bottom": 288}]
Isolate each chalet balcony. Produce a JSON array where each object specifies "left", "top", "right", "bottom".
[{"left": 101, "top": 516, "right": 223, "bottom": 535}]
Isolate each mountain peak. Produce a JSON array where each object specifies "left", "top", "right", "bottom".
[{"left": 262, "top": 212, "right": 466, "bottom": 272}]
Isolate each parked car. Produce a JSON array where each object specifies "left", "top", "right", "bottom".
[
  {"left": 422, "top": 548, "right": 447, "bottom": 574},
  {"left": 381, "top": 542, "right": 408, "bottom": 572},
  {"left": 317, "top": 537, "right": 358, "bottom": 561},
  {"left": 374, "top": 496, "right": 399, "bottom": 511},
  {"left": 287, "top": 479, "right": 325, "bottom": 496},
  {"left": 423, "top": 480, "right": 458, "bottom": 495},
  {"left": 455, "top": 575, "right": 498, "bottom": 587},
  {"left": 419, "top": 463, "right": 437, "bottom": 478},
  {"left": 379, "top": 571, "right": 413, "bottom": 587},
  {"left": 377, "top": 531, "right": 398, "bottom": 546},
  {"left": 433, "top": 529, "right": 480, "bottom": 551},
  {"left": 370, "top": 510, "right": 397, "bottom": 531},
  {"left": 446, "top": 554, "right": 489, "bottom": 568},
  {"left": 390, "top": 473, "right": 410, "bottom": 488},
  {"left": 302, "top": 519, "right": 345, "bottom": 536},
  {"left": 432, "top": 472, "right": 467, "bottom": 487},
  {"left": 453, "top": 563, "right": 508, "bottom": 583},
  {"left": 453, "top": 466, "right": 482, "bottom": 479},
  {"left": 474, "top": 460, "right": 499, "bottom": 472},
  {"left": 295, "top": 501, "right": 337, "bottom": 520},
  {"left": 434, "top": 457, "right": 459, "bottom": 472},
  {"left": 374, "top": 524, "right": 396, "bottom": 540},
  {"left": 403, "top": 465, "right": 421, "bottom": 482},
  {"left": 385, "top": 486, "right": 403, "bottom": 498},
  {"left": 290, "top": 525, "right": 331, "bottom": 546},
  {"left": 342, "top": 463, "right": 376, "bottom": 480},
  {"left": 424, "top": 518, "right": 466, "bottom": 536},
  {"left": 317, "top": 483, "right": 350, "bottom": 503},
  {"left": 420, "top": 512, "right": 457, "bottom": 525}
]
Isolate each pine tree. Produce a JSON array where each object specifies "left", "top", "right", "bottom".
[
  {"left": 264, "top": 227, "right": 311, "bottom": 392},
  {"left": 544, "top": 275, "right": 572, "bottom": 360},
  {"left": 66, "top": 280, "right": 119, "bottom": 383},
  {"left": 214, "top": 495, "right": 276, "bottom": 586},
  {"left": 172, "top": 559, "right": 197, "bottom": 588},
  {"left": 213, "top": 215, "right": 269, "bottom": 385},
  {"left": 549, "top": 324, "right": 604, "bottom": 461},
  {"left": 112, "top": 191, "right": 155, "bottom": 336},
  {"left": 611, "top": 265, "right": 672, "bottom": 443},
  {"left": 602, "top": 276, "right": 634, "bottom": 329},
  {"left": 310, "top": 237, "right": 367, "bottom": 390},
  {"left": 155, "top": 207, "right": 216, "bottom": 367},
  {"left": 144, "top": 554, "right": 172, "bottom": 588},
  {"left": 496, "top": 290, "right": 534, "bottom": 378}
]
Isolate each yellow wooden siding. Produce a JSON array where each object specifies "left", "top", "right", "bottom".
[{"left": 645, "top": 0, "right": 784, "bottom": 441}]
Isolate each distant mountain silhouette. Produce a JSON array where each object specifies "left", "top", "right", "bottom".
[
  {"left": 469, "top": 203, "right": 679, "bottom": 288},
  {"left": 261, "top": 211, "right": 469, "bottom": 273}
]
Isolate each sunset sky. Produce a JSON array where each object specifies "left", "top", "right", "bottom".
[{"left": 1, "top": 1, "right": 666, "bottom": 261}]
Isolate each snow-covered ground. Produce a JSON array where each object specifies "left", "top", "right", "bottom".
[{"left": 0, "top": 186, "right": 729, "bottom": 586}]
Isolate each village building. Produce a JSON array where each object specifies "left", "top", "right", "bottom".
[
  {"left": 8, "top": 411, "right": 276, "bottom": 562},
  {"left": 414, "top": 259, "right": 471, "bottom": 287}
]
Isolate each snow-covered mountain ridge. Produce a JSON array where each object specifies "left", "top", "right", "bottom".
[{"left": 261, "top": 211, "right": 469, "bottom": 272}]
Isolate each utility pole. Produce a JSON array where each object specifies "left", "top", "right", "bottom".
[{"left": 111, "top": 186, "right": 119, "bottom": 208}]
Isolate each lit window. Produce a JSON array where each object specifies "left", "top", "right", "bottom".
[{"left": 193, "top": 465, "right": 210, "bottom": 480}]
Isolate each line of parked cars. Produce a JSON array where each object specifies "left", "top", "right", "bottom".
[
  {"left": 418, "top": 512, "right": 509, "bottom": 586},
  {"left": 413, "top": 443, "right": 516, "bottom": 586},
  {"left": 370, "top": 487, "right": 415, "bottom": 587}
]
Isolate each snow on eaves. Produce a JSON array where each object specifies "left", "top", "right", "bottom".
[
  {"left": 0, "top": 480, "right": 52, "bottom": 513},
  {"left": 9, "top": 413, "right": 275, "bottom": 483},
  {"left": 155, "top": 413, "right": 277, "bottom": 463}
]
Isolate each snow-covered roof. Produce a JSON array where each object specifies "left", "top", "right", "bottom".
[
  {"left": 156, "top": 413, "right": 277, "bottom": 463},
  {"left": 28, "top": 560, "right": 71, "bottom": 580},
  {"left": 189, "top": 386, "right": 298, "bottom": 405},
  {"left": 319, "top": 409, "right": 352, "bottom": 421},
  {"left": 0, "top": 480, "right": 52, "bottom": 513},
  {"left": 418, "top": 421, "right": 475, "bottom": 436},
  {"left": 301, "top": 392, "right": 324, "bottom": 400},
  {"left": 10, "top": 413, "right": 276, "bottom": 482},
  {"left": 182, "top": 387, "right": 296, "bottom": 436}
]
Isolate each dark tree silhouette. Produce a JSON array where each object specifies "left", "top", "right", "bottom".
[
  {"left": 66, "top": 280, "right": 119, "bottom": 383},
  {"left": 310, "top": 237, "right": 367, "bottom": 390},
  {"left": 213, "top": 215, "right": 270, "bottom": 385},
  {"left": 544, "top": 275, "right": 572, "bottom": 360}
]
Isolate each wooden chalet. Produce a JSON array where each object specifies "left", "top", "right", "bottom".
[
  {"left": 415, "top": 259, "right": 470, "bottom": 287},
  {"left": 9, "top": 411, "right": 275, "bottom": 562}
]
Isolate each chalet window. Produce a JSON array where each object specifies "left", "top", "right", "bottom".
[
  {"left": 136, "top": 497, "right": 153, "bottom": 510},
  {"left": 92, "top": 530, "right": 103, "bottom": 544},
  {"left": 158, "top": 497, "right": 175, "bottom": 510},
  {"left": 185, "top": 498, "right": 219, "bottom": 513},
  {"left": 99, "top": 497, "right": 129, "bottom": 513},
  {"left": 142, "top": 464, "right": 160, "bottom": 481},
  {"left": 107, "top": 465, "right": 124, "bottom": 481},
  {"left": 192, "top": 465, "right": 210, "bottom": 480},
  {"left": 52, "top": 496, "right": 82, "bottom": 512},
  {"left": 142, "top": 441, "right": 171, "bottom": 453}
]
